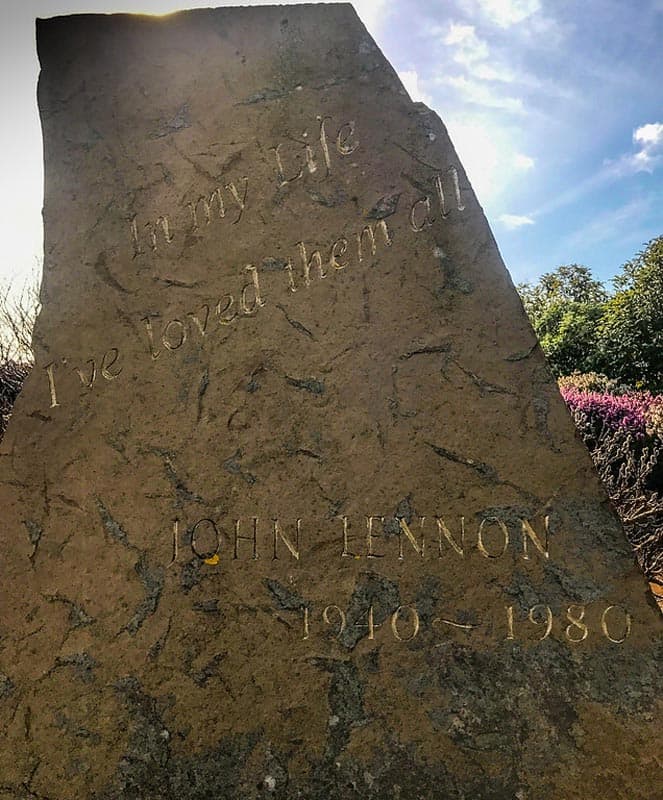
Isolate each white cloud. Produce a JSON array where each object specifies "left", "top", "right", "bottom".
[
  {"left": 457, "top": 0, "right": 568, "bottom": 47},
  {"left": 473, "top": 62, "right": 518, "bottom": 83},
  {"left": 443, "top": 23, "right": 489, "bottom": 65},
  {"left": 434, "top": 20, "right": 530, "bottom": 114},
  {"left": 446, "top": 119, "right": 501, "bottom": 202},
  {"left": 453, "top": 0, "right": 542, "bottom": 28},
  {"left": 433, "top": 16, "right": 568, "bottom": 97},
  {"left": 438, "top": 75, "right": 525, "bottom": 114},
  {"left": 631, "top": 121, "right": 663, "bottom": 170},
  {"left": 351, "top": 0, "right": 390, "bottom": 33},
  {"left": 521, "top": 11, "right": 569, "bottom": 46},
  {"left": 499, "top": 213, "right": 535, "bottom": 229},
  {"left": 634, "top": 122, "right": 663, "bottom": 146},
  {"left": 441, "top": 112, "right": 537, "bottom": 209},
  {"left": 513, "top": 153, "right": 535, "bottom": 170},
  {"left": 398, "top": 69, "right": 433, "bottom": 106},
  {"left": 604, "top": 120, "right": 663, "bottom": 176},
  {"left": 533, "top": 121, "right": 663, "bottom": 219},
  {"left": 476, "top": 0, "right": 541, "bottom": 27}
]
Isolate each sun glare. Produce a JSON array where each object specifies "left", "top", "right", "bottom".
[{"left": 126, "top": 2, "right": 206, "bottom": 16}]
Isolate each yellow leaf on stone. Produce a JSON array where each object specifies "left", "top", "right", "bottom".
[{"left": 204, "top": 554, "right": 220, "bottom": 566}]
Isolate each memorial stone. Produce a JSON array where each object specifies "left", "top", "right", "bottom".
[{"left": 0, "top": 5, "right": 661, "bottom": 798}]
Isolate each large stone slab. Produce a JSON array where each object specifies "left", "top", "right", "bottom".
[{"left": 0, "top": 5, "right": 660, "bottom": 798}]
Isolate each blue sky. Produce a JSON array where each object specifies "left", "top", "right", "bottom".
[
  {"left": 386, "top": 0, "right": 663, "bottom": 286},
  {"left": 0, "top": 0, "right": 661, "bottom": 296}
]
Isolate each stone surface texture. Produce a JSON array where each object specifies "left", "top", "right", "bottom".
[{"left": 0, "top": 5, "right": 661, "bottom": 798}]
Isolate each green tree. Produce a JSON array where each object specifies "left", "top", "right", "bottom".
[
  {"left": 519, "top": 263, "right": 607, "bottom": 317},
  {"left": 598, "top": 236, "right": 663, "bottom": 390},
  {"left": 518, "top": 264, "right": 607, "bottom": 377}
]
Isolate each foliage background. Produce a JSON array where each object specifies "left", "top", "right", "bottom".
[
  {"left": 519, "top": 236, "right": 663, "bottom": 602},
  {"left": 518, "top": 236, "right": 663, "bottom": 391}
]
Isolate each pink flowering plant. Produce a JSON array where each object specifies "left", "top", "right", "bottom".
[
  {"left": 559, "top": 385, "right": 654, "bottom": 439},
  {"left": 558, "top": 376, "right": 663, "bottom": 597}
]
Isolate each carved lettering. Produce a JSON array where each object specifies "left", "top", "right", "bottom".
[
  {"left": 141, "top": 315, "right": 163, "bottom": 360},
  {"left": 355, "top": 604, "right": 379, "bottom": 640},
  {"left": 271, "top": 143, "right": 304, "bottom": 187},
  {"left": 436, "top": 516, "right": 465, "bottom": 557},
  {"left": 336, "top": 121, "right": 359, "bottom": 155},
  {"left": 188, "top": 188, "right": 226, "bottom": 231},
  {"left": 302, "top": 136, "right": 318, "bottom": 175},
  {"left": 131, "top": 215, "right": 173, "bottom": 256},
  {"left": 240, "top": 281, "right": 261, "bottom": 316},
  {"left": 339, "top": 516, "right": 357, "bottom": 558},
  {"left": 162, "top": 319, "right": 187, "bottom": 351},
  {"left": 272, "top": 117, "right": 359, "bottom": 188},
  {"left": 323, "top": 604, "right": 347, "bottom": 639},
  {"left": 44, "top": 362, "right": 60, "bottom": 408},
  {"left": 226, "top": 178, "right": 249, "bottom": 224},
  {"left": 272, "top": 518, "right": 301, "bottom": 560},
  {"left": 283, "top": 259, "right": 298, "bottom": 293},
  {"left": 366, "top": 515, "right": 385, "bottom": 558},
  {"left": 154, "top": 511, "right": 563, "bottom": 564},
  {"left": 298, "top": 598, "right": 628, "bottom": 646},
  {"left": 100, "top": 348, "right": 122, "bottom": 381},
  {"left": 505, "top": 605, "right": 515, "bottom": 640},
  {"left": 409, "top": 196, "right": 434, "bottom": 232},
  {"left": 191, "top": 518, "right": 221, "bottom": 565},
  {"left": 216, "top": 295, "right": 237, "bottom": 326},
  {"left": 297, "top": 241, "right": 327, "bottom": 287},
  {"left": 565, "top": 605, "right": 588, "bottom": 643},
  {"left": 74, "top": 359, "right": 97, "bottom": 389},
  {"left": 243, "top": 265, "right": 266, "bottom": 311},
  {"left": 133, "top": 172, "right": 248, "bottom": 258},
  {"left": 398, "top": 517, "right": 426, "bottom": 559},
  {"left": 356, "top": 220, "right": 392, "bottom": 262},
  {"left": 168, "top": 518, "right": 180, "bottom": 568},
  {"left": 316, "top": 115, "right": 332, "bottom": 174},
  {"left": 521, "top": 517, "right": 550, "bottom": 560},
  {"left": 528, "top": 604, "right": 553, "bottom": 640},
  {"left": 433, "top": 166, "right": 465, "bottom": 216},
  {"left": 409, "top": 167, "right": 465, "bottom": 232},
  {"left": 477, "top": 517, "right": 509, "bottom": 559},
  {"left": 601, "top": 605, "right": 631, "bottom": 643},
  {"left": 188, "top": 305, "right": 211, "bottom": 337},
  {"left": 44, "top": 348, "right": 122, "bottom": 405},
  {"left": 234, "top": 517, "right": 259, "bottom": 559},
  {"left": 390, "top": 605, "right": 420, "bottom": 641},
  {"left": 329, "top": 237, "right": 349, "bottom": 271}
]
